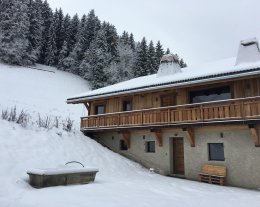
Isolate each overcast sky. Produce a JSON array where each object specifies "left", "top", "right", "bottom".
[{"left": 47, "top": 0, "right": 260, "bottom": 66}]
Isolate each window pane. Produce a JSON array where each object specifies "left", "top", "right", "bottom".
[
  {"left": 190, "top": 86, "right": 231, "bottom": 104},
  {"left": 96, "top": 105, "right": 105, "bottom": 114},
  {"left": 146, "top": 141, "right": 155, "bottom": 153},
  {"left": 120, "top": 140, "right": 128, "bottom": 150},
  {"left": 209, "top": 143, "right": 224, "bottom": 161},
  {"left": 123, "top": 100, "right": 132, "bottom": 111}
]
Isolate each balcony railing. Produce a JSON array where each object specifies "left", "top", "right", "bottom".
[{"left": 81, "top": 96, "right": 260, "bottom": 130}]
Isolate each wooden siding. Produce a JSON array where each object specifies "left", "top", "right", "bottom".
[
  {"left": 81, "top": 96, "right": 260, "bottom": 130},
  {"left": 87, "top": 77, "right": 260, "bottom": 116}
]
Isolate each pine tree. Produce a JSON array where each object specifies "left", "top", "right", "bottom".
[
  {"left": 120, "top": 31, "right": 129, "bottom": 45},
  {"left": 147, "top": 41, "right": 157, "bottom": 74},
  {"left": 128, "top": 33, "right": 135, "bottom": 51},
  {"left": 174, "top": 53, "right": 180, "bottom": 64},
  {"left": 133, "top": 37, "right": 148, "bottom": 77},
  {"left": 180, "top": 58, "right": 187, "bottom": 68},
  {"left": 67, "top": 14, "right": 79, "bottom": 52},
  {"left": 0, "top": 0, "right": 32, "bottom": 65},
  {"left": 70, "top": 10, "right": 100, "bottom": 66},
  {"left": 80, "top": 28, "right": 110, "bottom": 89},
  {"left": 165, "top": 48, "right": 171, "bottom": 54},
  {"left": 63, "top": 14, "right": 71, "bottom": 43},
  {"left": 45, "top": 20, "right": 57, "bottom": 65},
  {"left": 58, "top": 41, "right": 69, "bottom": 69},
  {"left": 27, "top": 0, "right": 44, "bottom": 62},
  {"left": 155, "top": 41, "right": 164, "bottom": 68},
  {"left": 38, "top": 0, "right": 53, "bottom": 64},
  {"left": 103, "top": 22, "right": 119, "bottom": 63},
  {"left": 107, "top": 42, "right": 135, "bottom": 84},
  {"left": 53, "top": 8, "right": 64, "bottom": 64}
]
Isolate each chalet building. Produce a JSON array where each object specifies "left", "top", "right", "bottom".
[{"left": 67, "top": 38, "right": 260, "bottom": 189}]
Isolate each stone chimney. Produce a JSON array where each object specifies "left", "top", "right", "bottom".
[
  {"left": 157, "top": 54, "right": 181, "bottom": 77},
  {"left": 235, "top": 38, "right": 260, "bottom": 65}
]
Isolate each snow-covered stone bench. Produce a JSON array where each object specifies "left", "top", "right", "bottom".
[{"left": 27, "top": 166, "right": 98, "bottom": 188}]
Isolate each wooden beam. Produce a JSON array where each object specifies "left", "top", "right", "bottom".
[
  {"left": 121, "top": 131, "right": 131, "bottom": 148},
  {"left": 84, "top": 102, "right": 90, "bottom": 116},
  {"left": 150, "top": 129, "right": 163, "bottom": 147},
  {"left": 248, "top": 124, "right": 260, "bottom": 147},
  {"left": 154, "top": 130, "right": 163, "bottom": 147},
  {"left": 182, "top": 127, "right": 195, "bottom": 147}
]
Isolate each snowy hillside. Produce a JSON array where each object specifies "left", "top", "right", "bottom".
[
  {"left": 0, "top": 63, "right": 260, "bottom": 207},
  {"left": 0, "top": 63, "right": 89, "bottom": 127}
]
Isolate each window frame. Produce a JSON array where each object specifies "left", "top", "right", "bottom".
[
  {"left": 208, "top": 143, "right": 225, "bottom": 161},
  {"left": 160, "top": 92, "right": 177, "bottom": 107},
  {"left": 120, "top": 139, "right": 128, "bottom": 151},
  {"left": 95, "top": 103, "right": 106, "bottom": 115},
  {"left": 146, "top": 141, "right": 156, "bottom": 153},
  {"left": 122, "top": 98, "right": 133, "bottom": 111},
  {"left": 189, "top": 85, "right": 233, "bottom": 104}
]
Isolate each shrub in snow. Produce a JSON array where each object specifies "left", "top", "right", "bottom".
[
  {"left": 1, "top": 109, "right": 8, "bottom": 120},
  {"left": 8, "top": 106, "right": 17, "bottom": 122},
  {"left": 16, "top": 110, "right": 30, "bottom": 128},
  {"left": 1, "top": 106, "right": 76, "bottom": 132},
  {"left": 54, "top": 116, "right": 60, "bottom": 128},
  {"left": 63, "top": 117, "right": 74, "bottom": 132},
  {"left": 1, "top": 107, "right": 30, "bottom": 128},
  {"left": 36, "top": 114, "right": 51, "bottom": 129}
]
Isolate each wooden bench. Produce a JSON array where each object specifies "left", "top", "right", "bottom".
[{"left": 198, "top": 164, "right": 226, "bottom": 185}]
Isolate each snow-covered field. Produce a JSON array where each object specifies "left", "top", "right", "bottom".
[
  {"left": 0, "top": 63, "right": 260, "bottom": 207},
  {"left": 0, "top": 63, "right": 89, "bottom": 127}
]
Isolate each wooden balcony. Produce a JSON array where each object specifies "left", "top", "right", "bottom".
[{"left": 81, "top": 96, "right": 260, "bottom": 131}]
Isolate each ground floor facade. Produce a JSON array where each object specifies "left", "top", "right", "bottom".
[{"left": 89, "top": 124, "right": 260, "bottom": 189}]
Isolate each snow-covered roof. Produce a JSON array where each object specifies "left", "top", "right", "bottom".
[{"left": 68, "top": 38, "right": 260, "bottom": 103}]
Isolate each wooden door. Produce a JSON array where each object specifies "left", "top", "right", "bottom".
[{"left": 173, "top": 138, "right": 185, "bottom": 175}]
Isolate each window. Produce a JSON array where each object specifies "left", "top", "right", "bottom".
[
  {"left": 208, "top": 143, "right": 224, "bottom": 161},
  {"left": 120, "top": 140, "right": 128, "bottom": 151},
  {"left": 122, "top": 99, "right": 132, "bottom": 111},
  {"left": 190, "top": 86, "right": 231, "bottom": 104},
  {"left": 95, "top": 104, "right": 105, "bottom": 115},
  {"left": 161, "top": 93, "right": 176, "bottom": 107},
  {"left": 146, "top": 141, "right": 155, "bottom": 153}
]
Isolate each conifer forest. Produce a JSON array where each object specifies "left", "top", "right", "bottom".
[{"left": 0, "top": 0, "right": 187, "bottom": 89}]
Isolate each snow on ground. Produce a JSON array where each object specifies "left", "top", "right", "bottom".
[
  {"left": 1, "top": 120, "right": 260, "bottom": 207},
  {"left": 0, "top": 63, "right": 260, "bottom": 207}
]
